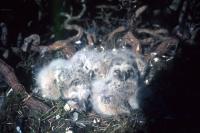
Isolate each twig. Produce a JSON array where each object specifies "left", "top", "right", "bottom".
[
  {"left": 60, "top": 2, "right": 86, "bottom": 24},
  {"left": 26, "top": 28, "right": 81, "bottom": 57},
  {"left": 86, "top": 32, "right": 96, "bottom": 46},
  {"left": 136, "top": 28, "right": 169, "bottom": 40},
  {"left": 179, "top": 0, "right": 188, "bottom": 24},
  {"left": 96, "top": 5, "right": 120, "bottom": 11},
  {"left": 0, "top": 22, "right": 8, "bottom": 46},
  {"left": 123, "top": 31, "right": 141, "bottom": 55},
  {"left": 63, "top": 24, "right": 84, "bottom": 42},
  {"left": 0, "top": 59, "right": 49, "bottom": 113},
  {"left": 140, "top": 37, "right": 155, "bottom": 45},
  {"left": 107, "top": 26, "right": 126, "bottom": 41},
  {"left": 135, "top": 5, "right": 148, "bottom": 18},
  {"left": 22, "top": 1, "right": 85, "bottom": 57},
  {"left": 155, "top": 37, "right": 179, "bottom": 56}
]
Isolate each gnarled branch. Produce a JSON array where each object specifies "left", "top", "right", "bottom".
[{"left": 0, "top": 59, "right": 49, "bottom": 113}]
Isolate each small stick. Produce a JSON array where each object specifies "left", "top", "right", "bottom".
[
  {"left": 123, "top": 31, "right": 141, "bottom": 55},
  {"left": 136, "top": 28, "right": 169, "bottom": 40},
  {"left": 107, "top": 26, "right": 126, "bottom": 41},
  {"left": 155, "top": 37, "right": 179, "bottom": 56},
  {"left": 86, "top": 32, "right": 96, "bottom": 47},
  {"left": 135, "top": 5, "right": 148, "bottom": 18}
]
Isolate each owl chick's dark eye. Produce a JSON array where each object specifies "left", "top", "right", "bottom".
[
  {"left": 53, "top": 79, "right": 57, "bottom": 84},
  {"left": 118, "top": 69, "right": 135, "bottom": 81},
  {"left": 101, "top": 96, "right": 112, "bottom": 104},
  {"left": 70, "top": 79, "right": 80, "bottom": 86},
  {"left": 89, "top": 70, "right": 95, "bottom": 79},
  {"left": 127, "top": 69, "right": 134, "bottom": 77},
  {"left": 114, "top": 70, "right": 120, "bottom": 75}
]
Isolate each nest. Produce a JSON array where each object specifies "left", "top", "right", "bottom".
[{"left": 1, "top": 0, "right": 199, "bottom": 132}]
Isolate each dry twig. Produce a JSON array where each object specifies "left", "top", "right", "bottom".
[
  {"left": 107, "top": 26, "right": 126, "bottom": 41},
  {"left": 22, "top": 25, "right": 84, "bottom": 58},
  {"left": 155, "top": 37, "right": 179, "bottom": 56},
  {"left": 123, "top": 31, "right": 141, "bottom": 55}
]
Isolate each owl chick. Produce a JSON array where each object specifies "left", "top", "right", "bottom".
[
  {"left": 36, "top": 58, "right": 70, "bottom": 100},
  {"left": 90, "top": 51, "right": 140, "bottom": 116},
  {"left": 70, "top": 48, "right": 110, "bottom": 79},
  {"left": 107, "top": 62, "right": 140, "bottom": 110},
  {"left": 61, "top": 68, "right": 91, "bottom": 102},
  {"left": 91, "top": 78, "right": 139, "bottom": 116},
  {"left": 91, "top": 80, "right": 131, "bottom": 116},
  {"left": 35, "top": 48, "right": 143, "bottom": 116}
]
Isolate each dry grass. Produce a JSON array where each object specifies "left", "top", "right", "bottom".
[{"left": 0, "top": 92, "right": 145, "bottom": 133}]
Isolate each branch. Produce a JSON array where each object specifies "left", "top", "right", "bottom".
[
  {"left": 0, "top": 59, "right": 49, "bottom": 113},
  {"left": 21, "top": 25, "right": 84, "bottom": 58},
  {"left": 123, "top": 31, "right": 141, "bottom": 55},
  {"left": 60, "top": 2, "right": 86, "bottom": 24}
]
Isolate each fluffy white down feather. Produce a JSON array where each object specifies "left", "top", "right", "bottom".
[{"left": 35, "top": 48, "right": 145, "bottom": 116}]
